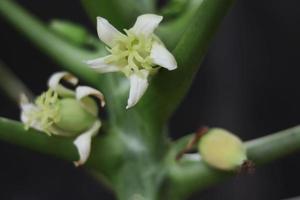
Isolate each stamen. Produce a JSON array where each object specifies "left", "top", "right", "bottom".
[
  {"left": 27, "top": 89, "right": 61, "bottom": 135},
  {"left": 105, "top": 30, "right": 156, "bottom": 76}
]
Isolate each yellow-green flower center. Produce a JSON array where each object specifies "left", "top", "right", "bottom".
[
  {"left": 26, "top": 89, "right": 60, "bottom": 135},
  {"left": 106, "top": 30, "right": 156, "bottom": 77},
  {"left": 25, "top": 89, "right": 97, "bottom": 136}
]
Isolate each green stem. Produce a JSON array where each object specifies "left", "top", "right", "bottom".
[
  {"left": 0, "top": 117, "right": 124, "bottom": 180},
  {"left": 0, "top": 117, "right": 78, "bottom": 161},
  {"left": 81, "top": 0, "right": 155, "bottom": 29},
  {"left": 164, "top": 126, "right": 300, "bottom": 199},
  {"left": 157, "top": 0, "right": 204, "bottom": 49},
  {"left": 0, "top": 61, "right": 34, "bottom": 103},
  {"left": 0, "top": 0, "right": 103, "bottom": 87},
  {"left": 139, "top": 0, "right": 235, "bottom": 124}
]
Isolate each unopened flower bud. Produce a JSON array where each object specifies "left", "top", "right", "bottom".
[
  {"left": 55, "top": 98, "right": 96, "bottom": 135},
  {"left": 198, "top": 128, "right": 247, "bottom": 171}
]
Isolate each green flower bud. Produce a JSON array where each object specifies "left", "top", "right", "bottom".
[
  {"left": 55, "top": 98, "right": 96, "bottom": 135},
  {"left": 198, "top": 128, "right": 247, "bottom": 171}
]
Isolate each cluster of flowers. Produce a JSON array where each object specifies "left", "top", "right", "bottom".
[{"left": 20, "top": 14, "right": 177, "bottom": 165}]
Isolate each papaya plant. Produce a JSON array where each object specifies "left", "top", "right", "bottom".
[{"left": 0, "top": 0, "right": 300, "bottom": 199}]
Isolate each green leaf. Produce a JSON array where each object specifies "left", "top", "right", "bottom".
[{"left": 81, "top": 0, "right": 156, "bottom": 29}]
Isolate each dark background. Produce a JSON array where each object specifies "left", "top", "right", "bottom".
[{"left": 0, "top": 0, "right": 300, "bottom": 199}]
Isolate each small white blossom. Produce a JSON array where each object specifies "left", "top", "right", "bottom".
[
  {"left": 20, "top": 72, "right": 105, "bottom": 166},
  {"left": 86, "top": 14, "right": 177, "bottom": 109}
]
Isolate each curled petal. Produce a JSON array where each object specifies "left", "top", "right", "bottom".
[
  {"left": 73, "top": 120, "right": 101, "bottom": 166},
  {"left": 126, "top": 70, "right": 149, "bottom": 109},
  {"left": 130, "top": 14, "right": 163, "bottom": 37},
  {"left": 150, "top": 42, "right": 177, "bottom": 70},
  {"left": 85, "top": 56, "right": 120, "bottom": 73},
  {"left": 48, "top": 71, "right": 78, "bottom": 97},
  {"left": 97, "top": 17, "right": 124, "bottom": 47},
  {"left": 76, "top": 86, "right": 105, "bottom": 116}
]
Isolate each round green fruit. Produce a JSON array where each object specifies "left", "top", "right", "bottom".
[
  {"left": 198, "top": 128, "right": 247, "bottom": 171},
  {"left": 55, "top": 98, "right": 96, "bottom": 135}
]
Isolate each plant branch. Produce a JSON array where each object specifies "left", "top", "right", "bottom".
[
  {"left": 0, "top": 117, "right": 78, "bottom": 161},
  {"left": 164, "top": 126, "right": 300, "bottom": 199},
  {"left": 0, "top": 0, "right": 104, "bottom": 87},
  {"left": 0, "top": 117, "right": 124, "bottom": 181},
  {"left": 0, "top": 60, "right": 34, "bottom": 103}
]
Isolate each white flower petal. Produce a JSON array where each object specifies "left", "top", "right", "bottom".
[
  {"left": 85, "top": 56, "right": 120, "bottom": 73},
  {"left": 97, "top": 17, "right": 124, "bottom": 47},
  {"left": 19, "top": 94, "right": 42, "bottom": 131},
  {"left": 150, "top": 42, "right": 177, "bottom": 70},
  {"left": 130, "top": 14, "right": 163, "bottom": 37},
  {"left": 73, "top": 120, "right": 101, "bottom": 166},
  {"left": 48, "top": 71, "right": 78, "bottom": 97},
  {"left": 20, "top": 94, "right": 34, "bottom": 123},
  {"left": 76, "top": 86, "right": 105, "bottom": 116},
  {"left": 126, "top": 70, "right": 149, "bottom": 109}
]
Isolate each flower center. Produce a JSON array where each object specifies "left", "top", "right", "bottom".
[
  {"left": 106, "top": 30, "right": 156, "bottom": 77},
  {"left": 26, "top": 89, "right": 60, "bottom": 135}
]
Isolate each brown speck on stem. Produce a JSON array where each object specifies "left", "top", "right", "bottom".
[
  {"left": 237, "top": 160, "right": 255, "bottom": 175},
  {"left": 176, "top": 126, "right": 209, "bottom": 160}
]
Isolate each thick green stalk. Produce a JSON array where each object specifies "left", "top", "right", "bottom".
[
  {"left": 139, "top": 0, "right": 235, "bottom": 124},
  {"left": 81, "top": 0, "right": 155, "bottom": 29},
  {"left": 164, "top": 126, "right": 300, "bottom": 199},
  {"left": 157, "top": 0, "right": 204, "bottom": 49},
  {"left": 0, "top": 61, "right": 33, "bottom": 103},
  {"left": 0, "top": 0, "right": 102, "bottom": 87}
]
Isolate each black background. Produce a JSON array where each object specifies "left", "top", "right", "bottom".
[{"left": 1, "top": 0, "right": 300, "bottom": 199}]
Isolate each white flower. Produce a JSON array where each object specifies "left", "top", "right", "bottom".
[
  {"left": 20, "top": 72, "right": 105, "bottom": 166},
  {"left": 85, "top": 14, "right": 177, "bottom": 109}
]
